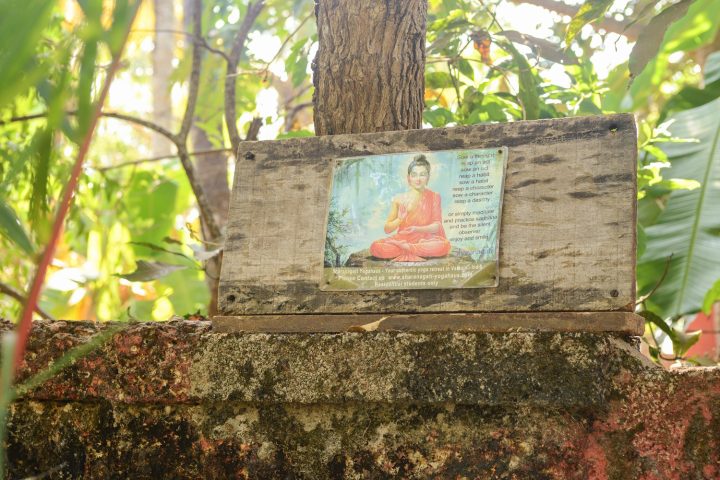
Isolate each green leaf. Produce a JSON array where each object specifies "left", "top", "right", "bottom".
[
  {"left": 628, "top": 0, "right": 720, "bottom": 108},
  {"left": 161, "top": 268, "right": 209, "bottom": 316},
  {"left": 285, "top": 38, "right": 309, "bottom": 88},
  {"left": 501, "top": 41, "right": 540, "bottom": 120},
  {"left": 163, "top": 236, "right": 184, "bottom": 245},
  {"left": 76, "top": 0, "right": 103, "bottom": 18},
  {"left": 671, "top": 328, "right": 701, "bottom": 358},
  {"left": 660, "top": 51, "right": 720, "bottom": 121},
  {"left": 638, "top": 96, "right": 720, "bottom": 317},
  {"left": 425, "top": 71, "right": 454, "bottom": 89},
  {"left": 642, "top": 144, "right": 669, "bottom": 162},
  {"left": 621, "top": 0, "right": 663, "bottom": 34},
  {"left": 481, "top": 93, "right": 522, "bottom": 121},
  {"left": 645, "top": 177, "right": 701, "bottom": 195},
  {"left": 577, "top": 97, "right": 603, "bottom": 115},
  {"left": 291, "top": 55, "right": 308, "bottom": 88},
  {"left": 423, "top": 107, "right": 455, "bottom": 127},
  {"left": 29, "top": 128, "right": 53, "bottom": 225},
  {"left": 118, "top": 260, "right": 186, "bottom": 282},
  {"left": 0, "top": 0, "right": 55, "bottom": 109},
  {"left": 564, "top": 0, "right": 614, "bottom": 45},
  {"left": 637, "top": 224, "right": 647, "bottom": 260},
  {"left": 648, "top": 343, "right": 661, "bottom": 361},
  {"left": 639, "top": 310, "right": 674, "bottom": 337},
  {"left": 129, "top": 241, "right": 194, "bottom": 263},
  {"left": 641, "top": 311, "right": 699, "bottom": 360},
  {"left": 457, "top": 58, "right": 474, "bottom": 80},
  {"left": 659, "top": 82, "right": 720, "bottom": 122},
  {"left": 705, "top": 51, "right": 720, "bottom": 85},
  {"left": 479, "top": 102, "right": 508, "bottom": 122},
  {"left": 126, "top": 177, "right": 179, "bottom": 244},
  {"left": 637, "top": 194, "right": 665, "bottom": 226},
  {"left": 628, "top": 0, "right": 694, "bottom": 82},
  {"left": 0, "top": 200, "right": 33, "bottom": 255},
  {"left": 76, "top": 39, "right": 100, "bottom": 135},
  {"left": 105, "top": 0, "right": 133, "bottom": 53},
  {"left": 702, "top": 279, "right": 720, "bottom": 314}
]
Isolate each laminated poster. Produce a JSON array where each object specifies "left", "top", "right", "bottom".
[{"left": 322, "top": 147, "right": 507, "bottom": 291}]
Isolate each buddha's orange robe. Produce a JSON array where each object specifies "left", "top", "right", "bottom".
[{"left": 370, "top": 189, "right": 451, "bottom": 262}]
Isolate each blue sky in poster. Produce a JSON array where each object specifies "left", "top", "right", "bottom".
[{"left": 326, "top": 148, "right": 505, "bottom": 266}]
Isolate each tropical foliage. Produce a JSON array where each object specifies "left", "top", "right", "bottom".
[{"left": 0, "top": 0, "right": 719, "bottom": 361}]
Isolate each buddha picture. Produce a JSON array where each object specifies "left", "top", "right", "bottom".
[
  {"left": 369, "top": 155, "right": 452, "bottom": 262},
  {"left": 322, "top": 147, "right": 506, "bottom": 291}
]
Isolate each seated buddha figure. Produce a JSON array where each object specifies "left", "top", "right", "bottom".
[{"left": 369, "top": 155, "right": 451, "bottom": 262}]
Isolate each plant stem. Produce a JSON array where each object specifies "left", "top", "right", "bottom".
[
  {"left": 0, "top": 282, "right": 55, "bottom": 320},
  {"left": 13, "top": 1, "right": 142, "bottom": 374}
]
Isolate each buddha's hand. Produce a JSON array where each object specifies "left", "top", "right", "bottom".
[
  {"left": 397, "top": 203, "right": 408, "bottom": 220},
  {"left": 399, "top": 226, "right": 418, "bottom": 235}
]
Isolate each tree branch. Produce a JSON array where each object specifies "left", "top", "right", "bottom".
[
  {"left": 97, "top": 148, "right": 231, "bottom": 171},
  {"left": 2, "top": 107, "right": 222, "bottom": 240},
  {"left": 283, "top": 83, "right": 312, "bottom": 107},
  {"left": 3, "top": 111, "right": 178, "bottom": 143},
  {"left": 258, "top": 12, "right": 313, "bottom": 80},
  {"left": 102, "top": 111, "right": 179, "bottom": 143},
  {"left": 245, "top": 117, "right": 262, "bottom": 142},
  {"left": 0, "top": 282, "right": 55, "bottom": 320},
  {"left": 198, "top": 38, "right": 231, "bottom": 63},
  {"left": 176, "top": 143, "right": 222, "bottom": 240},
  {"left": 0, "top": 113, "right": 47, "bottom": 125},
  {"left": 225, "top": 1, "right": 265, "bottom": 154},
  {"left": 178, "top": 0, "right": 204, "bottom": 142},
  {"left": 131, "top": 28, "right": 230, "bottom": 61},
  {"left": 283, "top": 101, "right": 312, "bottom": 132},
  {"left": 162, "top": 0, "right": 223, "bottom": 241}
]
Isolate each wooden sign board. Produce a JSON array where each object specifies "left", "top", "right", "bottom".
[{"left": 216, "top": 114, "right": 641, "bottom": 333}]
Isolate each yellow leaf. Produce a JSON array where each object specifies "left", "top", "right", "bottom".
[{"left": 424, "top": 89, "right": 449, "bottom": 107}]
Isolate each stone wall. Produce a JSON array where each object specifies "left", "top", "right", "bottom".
[{"left": 5, "top": 320, "right": 720, "bottom": 479}]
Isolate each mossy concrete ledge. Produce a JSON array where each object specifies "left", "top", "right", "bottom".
[{"left": 4, "top": 319, "right": 720, "bottom": 479}]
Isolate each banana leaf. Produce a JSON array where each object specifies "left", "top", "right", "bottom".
[{"left": 638, "top": 95, "right": 720, "bottom": 317}]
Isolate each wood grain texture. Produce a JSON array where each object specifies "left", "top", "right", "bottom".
[
  {"left": 313, "top": 0, "right": 427, "bottom": 135},
  {"left": 212, "top": 312, "right": 644, "bottom": 334},
  {"left": 220, "top": 114, "right": 637, "bottom": 315}
]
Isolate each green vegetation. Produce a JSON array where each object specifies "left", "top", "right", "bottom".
[{"left": 0, "top": 0, "right": 719, "bottom": 362}]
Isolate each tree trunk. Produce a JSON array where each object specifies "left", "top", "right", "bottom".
[
  {"left": 192, "top": 130, "right": 230, "bottom": 228},
  {"left": 180, "top": 0, "right": 231, "bottom": 317},
  {"left": 152, "top": 0, "right": 174, "bottom": 156},
  {"left": 313, "top": 0, "right": 427, "bottom": 136},
  {"left": 192, "top": 129, "right": 229, "bottom": 317}
]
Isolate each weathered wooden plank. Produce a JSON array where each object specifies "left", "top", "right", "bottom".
[
  {"left": 220, "top": 114, "right": 637, "bottom": 315},
  {"left": 212, "top": 312, "right": 644, "bottom": 334}
]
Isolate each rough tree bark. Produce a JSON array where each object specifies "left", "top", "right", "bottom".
[
  {"left": 152, "top": 0, "right": 174, "bottom": 157},
  {"left": 313, "top": 0, "right": 427, "bottom": 135}
]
